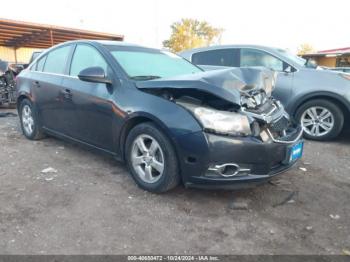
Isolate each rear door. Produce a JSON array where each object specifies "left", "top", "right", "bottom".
[
  {"left": 31, "top": 45, "right": 73, "bottom": 133},
  {"left": 61, "top": 43, "right": 115, "bottom": 151}
]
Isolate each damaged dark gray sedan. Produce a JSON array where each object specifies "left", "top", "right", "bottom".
[{"left": 16, "top": 41, "right": 303, "bottom": 192}]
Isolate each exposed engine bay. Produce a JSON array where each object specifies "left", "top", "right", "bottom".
[
  {"left": 136, "top": 67, "right": 303, "bottom": 144},
  {"left": 239, "top": 90, "right": 302, "bottom": 143},
  {"left": 0, "top": 60, "right": 19, "bottom": 105}
]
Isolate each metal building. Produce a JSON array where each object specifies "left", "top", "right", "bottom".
[{"left": 0, "top": 18, "right": 124, "bottom": 63}]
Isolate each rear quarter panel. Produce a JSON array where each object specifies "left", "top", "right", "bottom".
[
  {"left": 16, "top": 70, "right": 33, "bottom": 104},
  {"left": 287, "top": 69, "right": 350, "bottom": 114}
]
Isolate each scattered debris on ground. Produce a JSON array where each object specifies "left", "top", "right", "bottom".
[
  {"left": 343, "top": 249, "right": 350, "bottom": 256},
  {"left": 305, "top": 226, "right": 313, "bottom": 231},
  {"left": 329, "top": 214, "right": 340, "bottom": 220},
  {"left": 273, "top": 191, "right": 297, "bottom": 207},
  {"left": 41, "top": 167, "right": 58, "bottom": 174},
  {"left": 228, "top": 198, "right": 250, "bottom": 210}
]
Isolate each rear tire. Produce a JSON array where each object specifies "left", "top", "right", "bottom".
[
  {"left": 19, "top": 99, "right": 45, "bottom": 140},
  {"left": 295, "top": 99, "right": 344, "bottom": 141},
  {"left": 125, "top": 122, "right": 180, "bottom": 193}
]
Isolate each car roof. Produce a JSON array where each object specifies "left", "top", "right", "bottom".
[
  {"left": 179, "top": 44, "right": 301, "bottom": 68},
  {"left": 92, "top": 40, "right": 141, "bottom": 47},
  {"left": 28, "top": 40, "right": 142, "bottom": 69},
  {"left": 34, "top": 40, "right": 143, "bottom": 61},
  {"left": 57, "top": 39, "right": 141, "bottom": 48},
  {"left": 180, "top": 44, "right": 282, "bottom": 54},
  {"left": 29, "top": 40, "right": 163, "bottom": 70}
]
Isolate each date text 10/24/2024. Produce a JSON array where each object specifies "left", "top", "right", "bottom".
[{"left": 127, "top": 256, "right": 220, "bottom": 261}]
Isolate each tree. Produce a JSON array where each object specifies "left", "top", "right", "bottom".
[
  {"left": 163, "top": 18, "right": 223, "bottom": 52},
  {"left": 297, "top": 43, "right": 316, "bottom": 55}
]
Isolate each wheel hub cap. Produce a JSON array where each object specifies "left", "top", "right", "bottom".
[
  {"left": 131, "top": 134, "right": 165, "bottom": 183},
  {"left": 301, "top": 106, "right": 334, "bottom": 137},
  {"left": 143, "top": 155, "right": 153, "bottom": 165},
  {"left": 22, "top": 105, "right": 34, "bottom": 136}
]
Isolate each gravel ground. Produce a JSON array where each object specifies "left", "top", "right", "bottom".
[{"left": 0, "top": 109, "right": 349, "bottom": 255}]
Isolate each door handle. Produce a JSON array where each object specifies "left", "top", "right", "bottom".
[
  {"left": 62, "top": 89, "right": 72, "bottom": 99},
  {"left": 32, "top": 81, "right": 40, "bottom": 88}
]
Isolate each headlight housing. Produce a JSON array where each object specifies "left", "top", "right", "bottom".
[{"left": 193, "top": 107, "right": 252, "bottom": 136}]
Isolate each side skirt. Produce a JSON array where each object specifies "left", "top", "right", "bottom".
[{"left": 42, "top": 127, "right": 124, "bottom": 162}]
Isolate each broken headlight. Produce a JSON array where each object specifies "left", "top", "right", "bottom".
[{"left": 193, "top": 107, "right": 252, "bottom": 136}]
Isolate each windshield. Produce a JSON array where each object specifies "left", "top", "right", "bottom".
[
  {"left": 109, "top": 47, "right": 202, "bottom": 80},
  {"left": 275, "top": 48, "right": 316, "bottom": 68}
]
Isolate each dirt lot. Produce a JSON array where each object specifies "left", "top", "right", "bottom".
[{"left": 0, "top": 108, "right": 349, "bottom": 255}]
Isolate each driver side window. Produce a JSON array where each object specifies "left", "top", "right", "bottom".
[
  {"left": 70, "top": 44, "right": 108, "bottom": 76},
  {"left": 240, "top": 48, "right": 284, "bottom": 71}
]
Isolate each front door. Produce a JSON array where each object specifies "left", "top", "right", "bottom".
[{"left": 61, "top": 44, "right": 115, "bottom": 151}]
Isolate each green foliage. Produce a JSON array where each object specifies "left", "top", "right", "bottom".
[
  {"left": 163, "top": 18, "right": 223, "bottom": 52},
  {"left": 297, "top": 43, "right": 316, "bottom": 55}
]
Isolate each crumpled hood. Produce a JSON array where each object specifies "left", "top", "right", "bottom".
[{"left": 136, "top": 67, "right": 276, "bottom": 106}]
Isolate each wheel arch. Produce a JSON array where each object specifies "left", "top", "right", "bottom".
[
  {"left": 118, "top": 113, "right": 181, "bottom": 167},
  {"left": 290, "top": 91, "right": 350, "bottom": 118},
  {"left": 16, "top": 93, "right": 33, "bottom": 112}
]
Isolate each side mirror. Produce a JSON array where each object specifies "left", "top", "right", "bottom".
[{"left": 78, "top": 66, "right": 112, "bottom": 84}]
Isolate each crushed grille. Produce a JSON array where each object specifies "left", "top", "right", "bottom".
[{"left": 270, "top": 116, "right": 289, "bottom": 132}]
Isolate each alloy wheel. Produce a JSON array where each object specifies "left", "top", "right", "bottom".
[
  {"left": 22, "top": 105, "right": 34, "bottom": 136},
  {"left": 301, "top": 106, "right": 334, "bottom": 137},
  {"left": 131, "top": 134, "right": 165, "bottom": 183}
]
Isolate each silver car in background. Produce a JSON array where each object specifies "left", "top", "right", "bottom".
[{"left": 180, "top": 45, "right": 350, "bottom": 140}]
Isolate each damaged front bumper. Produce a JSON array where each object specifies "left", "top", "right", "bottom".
[
  {"left": 175, "top": 126, "right": 303, "bottom": 189},
  {"left": 138, "top": 66, "right": 304, "bottom": 188}
]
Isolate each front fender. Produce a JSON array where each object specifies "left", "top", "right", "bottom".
[
  {"left": 121, "top": 111, "right": 179, "bottom": 142},
  {"left": 115, "top": 87, "right": 203, "bottom": 161}
]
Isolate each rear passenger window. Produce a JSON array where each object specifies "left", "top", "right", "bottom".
[
  {"left": 70, "top": 45, "right": 107, "bottom": 76},
  {"left": 35, "top": 56, "right": 47, "bottom": 72},
  {"left": 192, "top": 49, "right": 240, "bottom": 67},
  {"left": 43, "top": 45, "right": 71, "bottom": 74}
]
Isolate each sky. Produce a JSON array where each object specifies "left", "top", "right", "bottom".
[{"left": 0, "top": 0, "right": 349, "bottom": 53}]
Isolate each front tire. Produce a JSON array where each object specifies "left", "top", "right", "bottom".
[
  {"left": 19, "top": 99, "right": 45, "bottom": 140},
  {"left": 295, "top": 99, "right": 344, "bottom": 141},
  {"left": 125, "top": 122, "right": 180, "bottom": 193}
]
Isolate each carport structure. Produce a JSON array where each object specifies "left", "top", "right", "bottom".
[{"left": 0, "top": 18, "right": 124, "bottom": 62}]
